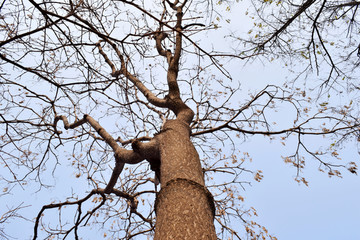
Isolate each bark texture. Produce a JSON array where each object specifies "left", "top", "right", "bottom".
[{"left": 154, "top": 119, "right": 216, "bottom": 239}]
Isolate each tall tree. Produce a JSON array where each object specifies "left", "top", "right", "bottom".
[{"left": 0, "top": 0, "right": 359, "bottom": 239}]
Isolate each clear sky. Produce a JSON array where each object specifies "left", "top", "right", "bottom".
[
  {"left": 231, "top": 53, "right": 360, "bottom": 240},
  {"left": 242, "top": 134, "right": 360, "bottom": 240},
  {"left": 1, "top": 1, "right": 360, "bottom": 240}
]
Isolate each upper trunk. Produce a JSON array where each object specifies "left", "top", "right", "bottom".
[{"left": 154, "top": 119, "right": 216, "bottom": 239}]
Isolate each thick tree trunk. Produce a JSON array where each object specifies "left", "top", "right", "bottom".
[{"left": 154, "top": 119, "right": 216, "bottom": 239}]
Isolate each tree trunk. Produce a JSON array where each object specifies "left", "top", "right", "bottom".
[{"left": 154, "top": 119, "right": 216, "bottom": 239}]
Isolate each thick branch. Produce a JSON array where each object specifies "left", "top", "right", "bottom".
[
  {"left": 118, "top": 55, "right": 169, "bottom": 108},
  {"left": 172, "top": 7, "right": 183, "bottom": 69},
  {"left": 54, "top": 115, "right": 145, "bottom": 193},
  {"left": 132, "top": 138, "right": 161, "bottom": 183},
  {"left": 94, "top": 35, "right": 169, "bottom": 109},
  {"left": 154, "top": 31, "right": 172, "bottom": 61}
]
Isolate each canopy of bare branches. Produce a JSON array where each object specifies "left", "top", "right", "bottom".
[{"left": 0, "top": 0, "right": 359, "bottom": 239}]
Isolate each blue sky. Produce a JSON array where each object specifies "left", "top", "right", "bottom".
[
  {"left": 1, "top": 1, "right": 360, "bottom": 239},
  {"left": 243, "top": 135, "right": 360, "bottom": 240},
  {"left": 231, "top": 53, "right": 360, "bottom": 239}
]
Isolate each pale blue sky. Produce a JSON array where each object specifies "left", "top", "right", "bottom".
[
  {"left": 243, "top": 135, "right": 360, "bottom": 240},
  {"left": 1, "top": 1, "right": 360, "bottom": 239}
]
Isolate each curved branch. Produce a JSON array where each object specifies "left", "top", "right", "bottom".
[
  {"left": 33, "top": 189, "right": 104, "bottom": 240},
  {"left": 119, "top": 55, "right": 169, "bottom": 108},
  {"left": 54, "top": 114, "right": 145, "bottom": 193},
  {"left": 94, "top": 35, "right": 169, "bottom": 109},
  {"left": 33, "top": 187, "right": 142, "bottom": 239}
]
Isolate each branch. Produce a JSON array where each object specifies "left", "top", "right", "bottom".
[
  {"left": 120, "top": 0, "right": 231, "bottom": 78},
  {"left": 328, "top": 1, "right": 360, "bottom": 8},
  {"left": 54, "top": 114, "right": 145, "bottom": 193},
  {"left": 0, "top": 54, "right": 61, "bottom": 88},
  {"left": 258, "top": 0, "right": 316, "bottom": 49},
  {"left": 172, "top": 7, "right": 183, "bottom": 69},
  {"left": 96, "top": 41, "right": 117, "bottom": 77},
  {"left": 94, "top": 36, "right": 169, "bottom": 109},
  {"left": 33, "top": 189, "right": 102, "bottom": 240},
  {"left": 191, "top": 89, "right": 272, "bottom": 136},
  {"left": 0, "top": 0, "right": 83, "bottom": 48},
  {"left": 118, "top": 53, "right": 169, "bottom": 108},
  {"left": 33, "top": 188, "right": 140, "bottom": 239},
  {"left": 154, "top": 31, "right": 172, "bottom": 61},
  {"left": 192, "top": 112, "right": 360, "bottom": 137}
]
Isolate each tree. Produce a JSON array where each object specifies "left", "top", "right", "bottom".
[{"left": 0, "top": 0, "right": 359, "bottom": 239}]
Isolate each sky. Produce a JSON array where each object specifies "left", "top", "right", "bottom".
[
  {"left": 3, "top": 63, "right": 360, "bottom": 240},
  {"left": 243, "top": 134, "right": 360, "bottom": 240},
  {"left": 233, "top": 51, "right": 360, "bottom": 240},
  {"left": 1, "top": 1, "right": 360, "bottom": 240}
]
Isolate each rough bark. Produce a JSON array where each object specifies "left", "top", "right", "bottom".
[{"left": 154, "top": 119, "right": 216, "bottom": 239}]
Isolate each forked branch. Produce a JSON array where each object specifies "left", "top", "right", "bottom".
[
  {"left": 33, "top": 188, "right": 142, "bottom": 240},
  {"left": 95, "top": 39, "right": 169, "bottom": 109},
  {"left": 54, "top": 114, "right": 145, "bottom": 193}
]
